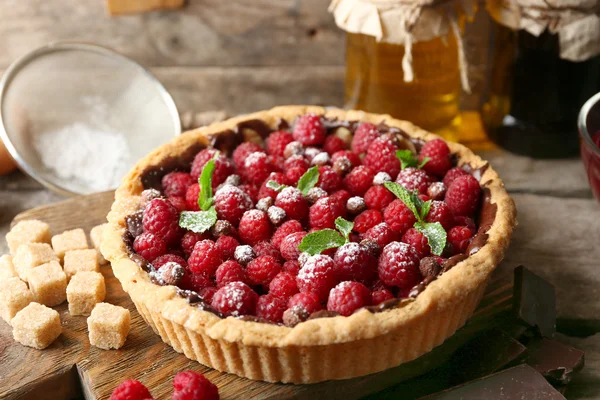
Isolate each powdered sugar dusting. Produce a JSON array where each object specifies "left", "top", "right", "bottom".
[
  {"left": 277, "top": 186, "right": 303, "bottom": 203},
  {"left": 245, "top": 151, "right": 268, "bottom": 168},
  {"left": 373, "top": 172, "right": 392, "bottom": 185}
]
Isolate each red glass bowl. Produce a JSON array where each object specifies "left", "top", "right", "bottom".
[{"left": 579, "top": 92, "right": 600, "bottom": 201}]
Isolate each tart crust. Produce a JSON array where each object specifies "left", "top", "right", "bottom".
[{"left": 102, "top": 106, "right": 516, "bottom": 383}]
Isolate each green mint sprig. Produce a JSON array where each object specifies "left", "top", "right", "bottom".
[
  {"left": 179, "top": 154, "right": 219, "bottom": 233},
  {"left": 298, "top": 217, "right": 353, "bottom": 256},
  {"left": 266, "top": 166, "right": 320, "bottom": 196},
  {"left": 383, "top": 182, "right": 446, "bottom": 256},
  {"left": 396, "top": 149, "right": 429, "bottom": 170}
]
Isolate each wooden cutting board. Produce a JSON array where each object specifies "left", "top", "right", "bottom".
[{"left": 0, "top": 192, "right": 514, "bottom": 400}]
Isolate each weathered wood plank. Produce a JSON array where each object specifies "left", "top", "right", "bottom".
[{"left": 560, "top": 333, "right": 600, "bottom": 400}]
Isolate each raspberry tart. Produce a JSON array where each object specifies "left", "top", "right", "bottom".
[{"left": 102, "top": 106, "right": 516, "bottom": 383}]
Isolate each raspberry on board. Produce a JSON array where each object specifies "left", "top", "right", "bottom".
[
  {"left": 293, "top": 114, "right": 327, "bottom": 146},
  {"left": 309, "top": 197, "right": 345, "bottom": 230},
  {"left": 211, "top": 281, "right": 258, "bottom": 317},
  {"left": 271, "top": 220, "right": 304, "bottom": 250},
  {"left": 133, "top": 232, "right": 167, "bottom": 262},
  {"left": 172, "top": 370, "right": 219, "bottom": 400},
  {"left": 334, "top": 242, "right": 377, "bottom": 284},
  {"left": 275, "top": 187, "right": 309, "bottom": 222},
  {"left": 395, "top": 167, "right": 431, "bottom": 195},
  {"left": 246, "top": 255, "right": 282, "bottom": 287},
  {"left": 378, "top": 241, "right": 422, "bottom": 289},
  {"left": 232, "top": 142, "right": 264, "bottom": 171},
  {"left": 110, "top": 379, "right": 153, "bottom": 400},
  {"left": 256, "top": 294, "right": 288, "bottom": 323},
  {"left": 445, "top": 174, "right": 481, "bottom": 217},
  {"left": 419, "top": 138, "right": 452, "bottom": 177},
  {"left": 343, "top": 165, "right": 375, "bottom": 196},
  {"left": 351, "top": 122, "right": 380, "bottom": 155},
  {"left": 327, "top": 281, "right": 372, "bottom": 316},
  {"left": 269, "top": 271, "right": 299, "bottom": 300},
  {"left": 383, "top": 199, "right": 417, "bottom": 236},
  {"left": 353, "top": 209, "right": 383, "bottom": 234},
  {"left": 297, "top": 254, "right": 338, "bottom": 302},
  {"left": 188, "top": 240, "right": 222, "bottom": 277},
  {"left": 162, "top": 172, "right": 194, "bottom": 198},
  {"left": 288, "top": 292, "right": 322, "bottom": 314},
  {"left": 238, "top": 210, "right": 272, "bottom": 246},
  {"left": 266, "top": 130, "right": 295, "bottom": 157},
  {"left": 280, "top": 231, "right": 307, "bottom": 261},
  {"left": 143, "top": 198, "right": 181, "bottom": 245},
  {"left": 214, "top": 185, "right": 254, "bottom": 226},
  {"left": 215, "top": 260, "right": 246, "bottom": 287},
  {"left": 363, "top": 223, "right": 401, "bottom": 249},
  {"left": 364, "top": 185, "right": 395, "bottom": 211}
]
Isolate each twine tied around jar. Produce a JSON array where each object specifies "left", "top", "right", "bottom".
[{"left": 329, "top": 0, "right": 474, "bottom": 92}]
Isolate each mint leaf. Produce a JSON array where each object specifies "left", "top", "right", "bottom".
[
  {"left": 384, "top": 182, "right": 420, "bottom": 219},
  {"left": 298, "top": 229, "right": 345, "bottom": 256},
  {"left": 335, "top": 217, "right": 354, "bottom": 242},
  {"left": 198, "top": 158, "right": 216, "bottom": 211},
  {"left": 419, "top": 200, "right": 432, "bottom": 221},
  {"left": 415, "top": 221, "right": 447, "bottom": 256},
  {"left": 297, "top": 166, "right": 320, "bottom": 195},
  {"left": 179, "top": 207, "right": 217, "bottom": 234},
  {"left": 418, "top": 157, "right": 430, "bottom": 169},
  {"left": 267, "top": 180, "right": 287, "bottom": 192}
]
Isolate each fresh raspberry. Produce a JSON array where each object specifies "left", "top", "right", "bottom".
[
  {"left": 188, "top": 240, "right": 222, "bottom": 276},
  {"left": 143, "top": 198, "right": 181, "bottom": 245},
  {"left": 378, "top": 242, "right": 422, "bottom": 289},
  {"left": 133, "top": 232, "right": 166, "bottom": 261},
  {"left": 419, "top": 139, "right": 452, "bottom": 177},
  {"left": 215, "top": 260, "right": 246, "bottom": 287},
  {"left": 293, "top": 114, "right": 326, "bottom": 146},
  {"left": 445, "top": 175, "right": 481, "bottom": 217},
  {"left": 353, "top": 209, "right": 383, "bottom": 234},
  {"left": 162, "top": 172, "right": 194, "bottom": 198},
  {"left": 288, "top": 292, "right": 322, "bottom": 314},
  {"left": 269, "top": 272, "right": 299, "bottom": 300},
  {"left": 185, "top": 183, "right": 201, "bottom": 211},
  {"left": 192, "top": 153, "right": 235, "bottom": 189},
  {"left": 271, "top": 220, "right": 304, "bottom": 250},
  {"left": 198, "top": 286, "right": 218, "bottom": 304},
  {"left": 284, "top": 154, "right": 310, "bottom": 171},
  {"left": 256, "top": 294, "right": 287, "bottom": 323},
  {"left": 323, "top": 135, "right": 347, "bottom": 155},
  {"left": 180, "top": 270, "right": 214, "bottom": 292},
  {"left": 266, "top": 130, "right": 294, "bottom": 157},
  {"left": 258, "top": 172, "right": 289, "bottom": 200},
  {"left": 334, "top": 242, "right": 377, "bottom": 284},
  {"left": 283, "top": 260, "right": 301, "bottom": 275},
  {"left": 238, "top": 210, "right": 272, "bottom": 246},
  {"left": 363, "top": 136, "right": 400, "bottom": 179},
  {"left": 238, "top": 183, "right": 259, "bottom": 204},
  {"left": 327, "top": 281, "right": 371, "bottom": 316},
  {"left": 401, "top": 228, "right": 430, "bottom": 258},
  {"left": 297, "top": 254, "right": 338, "bottom": 301},
  {"left": 448, "top": 225, "right": 474, "bottom": 254},
  {"left": 280, "top": 231, "right": 307, "bottom": 261},
  {"left": 243, "top": 152, "right": 275, "bottom": 185},
  {"left": 168, "top": 196, "right": 187, "bottom": 212},
  {"left": 383, "top": 199, "right": 417, "bottom": 235},
  {"left": 214, "top": 185, "right": 253, "bottom": 225},
  {"left": 181, "top": 231, "right": 211, "bottom": 258},
  {"left": 211, "top": 281, "right": 258, "bottom": 317},
  {"left": 344, "top": 166, "right": 375, "bottom": 196},
  {"left": 371, "top": 288, "right": 394, "bottom": 305},
  {"left": 152, "top": 254, "right": 187, "bottom": 270},
  {"left": 331, "top": 150, "right": 361, "bottom": 168},
  {"left": 395, "top": 167, "right": 431, "bottom": 195},
  {"left": 454, "top": 216, "right": 476, "bottom": 232},
  {"left": 442, "top": 167, "right": 468, "bottom": 188},
  {"left": 363, "top": 223, "right": 401, "bottom": 249},
  {"left": 329, "top": 189, "right": 352, "bottom": 211},
  {"left": 214, "top": 235, "right": 239, "bottom": 261},
  {"left": 309, "top": 197, "right": 344, "bottom": 230},
  {"left": 364, "top": 185, "right": 395, "bottom": 211},
  {"left": 172, "top": 370, "right": 219, "bottom": 400},
  {"left": 268, "top": 155, "right": 285, "bottom": 172},
  {"left": 352, "top": 122, "right": 380, "bottom": 154},
  {"left": 285, "top": 167, "right": 307, "bottom": 186},
  {"left": 190, "top": 148, "right": 218, "bottom": 178},
  {"left": 317, "top": 165, "right": 343, "bottom": 193},
  {"left": 110, "top": 379, "right": 153, "bottom": 400},
  {"left": 253, "top": 241, "right": 283, "bottom": 263},
  {"left": 246, "top": 255, "right": 282, "bottom": 287},
  {"left": 232, "top": 142, "right": 264, "bottom": 171},
  {"left": 275, "top": 187, "right": 309, "bottom": 222},
  {"left": 425, "top": 200, "right": 454, "bottom": 230}
]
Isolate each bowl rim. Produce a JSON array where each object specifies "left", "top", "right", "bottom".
[{"left": 578, "top": 91, "right": 600, "bottom": 156}]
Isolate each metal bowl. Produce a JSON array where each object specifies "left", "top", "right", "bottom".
[{"left": 0, "top": 42, "right": 181, "bottom": 196}]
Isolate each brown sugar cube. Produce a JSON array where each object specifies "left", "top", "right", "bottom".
[
  {"left": 51, "top": 228, "right": 88, "bottom": 260},
  {"left": 13, "top": 243, "right": 59, "bottom": 283},
  {"left": 0, "top": 255, "right": 18, "bottom": 281},
  {"left": 63, "top": 249, "right": 100, "bottom": 281},
  {"left": 90, "top": 224, "right": 108, "bottom": 265},
  {"left": 87, "top": 303, "right": 130, "bottom": 350},
  {"left": 6, "top": 219, "right": 51, "bottom": 255},
  {"left": 28, "top": 261, "right": 67, "bottom": 307},
  {"left": 67, "top": 272, "right": 106, "bottom": 316},
  {"left": 12, "top": 302, "right": 61, "bottom": 349},
  {"left": 0, "top": 277, "right": 33, "bottom": 324}
]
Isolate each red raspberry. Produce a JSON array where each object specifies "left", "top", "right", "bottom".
[
  {"left": 284, "top": 155, "right": 310, "bottom": 171},
  {"left": 190, "top": 148, "right": 218, "bottom": 178},
  {"left": 133, "top": 232, "right": 166, "bottom": 261},
  {"left": 353, "top": 209, "right": 383, "bottom": 234},
  {"left": 363, "top": 223, "right": 401, "bottom": 249},
  {"left": 211, "top": 281, "right": 258, "bottom": 317},
  {"left": 344, "top": 166, "right": 375, "bottom": 196},
  {"left": 110, "top": 379, "right": 153, "bottom": 400},
  {"left": 448, "top": 225, "right": 474, "bottom": 254},
  {"left": 378, "top": 242, "right": 422, "bottom": 289},
  {"left": 269, "top": 272, "right": 299, "bottom": 300},
  {"left": 172, "top": 370, "right": 219, "bottom": 400},
  {"left": 443, "top": 167, "right": 468, "bottom": 188},
  {"left": 143, "top": 198, "right": 181, "bottom": 245},
  {"left": 253, "top": 241, "right": 283, "bottom": 263},
  {"left": 246, "top": 255, "right": 282, "bottom": 287},
  {"left": 192, "top": 153, "right": 235, "bottom": 189},
  {"left": 401, "top": 228, "right": 430, "bottom": 259},
  {"left": 329, "top": 189, "right": 352, "bottom": 210},
  {"left": 256, "top": 294, "right": 287, "bottom": 323},
  {"left": 258, "top": 172, "right": 289, "bottom": 200},
  {"left": 454, "top": 216, "right": 476, "bottom": 232},
  {"left": 162, "top": 172, "right": 194, "bottom": 198},
  {"left": 383, "top": 199, "right": 417, "bottom": 235},
  {"left": 180, "top": 270, "right": 214, "bottom": 292},
  {"left": 199, "top": 286, "right": 218, "bottom": 304},
  {"left": 238, "top": 210, "right": 272, "bottom": 246},
  {"left": 168, "top": 196, "right": 187, "bottom": 212},
  {"left": 238, "top": 183, "right": 259, "bottom": 204},
  {"left": 445, "top": 175, "right": 481, "bottom": 217},
  {"left": 215, "top": 260, "right": 246, "bottom": 287},
  {"left": 371, "top": 288, "right": 394, "bottom": 305},
  {"left": 327, "top": 281, "right": 371, "bottom": 316},
  {"left": 283, "top": 260, "right": 301, "bottom": 275},
  {"left": 268, "top": 155, "right": 285, "bottom": 172},
  {"left": 297, "top": 254, "right": 338, "bottom": 301},
  {"left": 271, "top": 220, "right": 304, "bottom": 250},
  {"left": 317, "top": 165, "right": 343, "bottom": 193},
  {"left": 243, "top": 152, "right": 275, "bottom": 185},
  {"left": 352, "top": 122, "right": 380, "bottom": 154},
  {"left": 323, "top": 135, "right": 347, "bottom": 155},
  {"left": 280, "top": 231, "right": 307, "bottom": 261},
  {"left": 185, "top": 183, "right": 201, "bottom": 211},
  {"left": 331, "top": 150, "right": 361, "bottom": 168},
  {"left": 288, "top": 292, "right": 322, "bottom": 314},
  {"left": 334, "top": 242, "right": 377, "bottom": 284},
  {"left": 395, "top": 167, "right": 431, "bottom": 195},
  {"left": 363, "top": 136, "right": 400, "bottom": 179},
  {"left": 153, "top": 254, "right": 187, "bottom": 270},
  {"left": 232, "top": 142, "right": 264, "bottom": 171},
  {"left": 275, "top": 187, "right": 309, "bottom": 222},
  {"left": 285, "top": 167, "right": 307, "bottom": 186},
  {"left": 215, "top": 235, "right": 239, "bottom": 261},
  {"left": 309, "top": 197, "right": 344, "bottom": 230},
  {"left": 181, "top": 231, "right": 210, "bottom": 258},
  {"left": 293, "top": 114, "right": 326, "bottom": 146},
  {"left": 188, "top": 240, "right": 222, "bottom": 276},
  {"left": 214, "top": 185, "right": 253, "bottom": 226},
  {"left": 266, "top": 130, "right": 294, "bottom": 157},
  {"left": 425, "top": 200, "right": 454, "bottom": 230},
  {"left": 364, "top": 185, "right": 395, "bottom": 211},
  {"left": 419, "top": 138, "right": 452, "bottom": 177}
]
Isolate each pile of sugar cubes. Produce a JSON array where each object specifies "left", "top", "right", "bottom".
[{"left": 0, "top": 220, "right": 130, "bottom": 350}]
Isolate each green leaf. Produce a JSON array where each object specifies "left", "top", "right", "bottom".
[
  {"left": 198, "top": 159, "right": 216, "bottom": 211},
  {"left": 335, "top": 217, "right": 354, "bottom": 242},
  {"left": 266, "top": 180, "right": 287, "bottom": 192},
  {"left": 298, "top": 229, "right": 346, "bottom": 256},
  {"left": 415, "top": 221, "right": 447, "bottom": 256},
  {"left": 297, "top": 166, "right": 320, "bottom": 196},
  {"left": 395, "top": 149, "right": 420, "bottom": 170},
  {"left": 179, "top": 207, "right": 218, "bottom": 234},
  {"left": 420, "top": 200, "right": 432, "bottom": 221},
  {"left": 383, "top": 182, "right": 420, "bottom": 220},
  {"left": 418, "top": 157, "right": 430, "bottom": 169}
]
